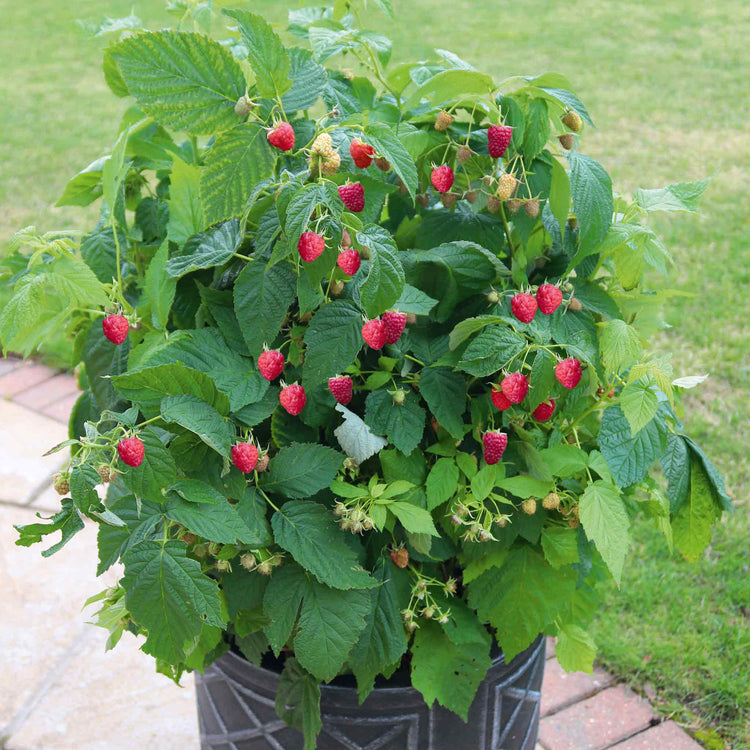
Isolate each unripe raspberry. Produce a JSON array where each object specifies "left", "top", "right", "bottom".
[
  {"left": 374, "top": 156, "right": 391, "bottom": 172},
  {"left": 240, "top": 553, "right": 257, "bottom": 571},
  {"left": 542, "top": 492, "right": 561, "bottom": 510},
  {"left": 562, "top": 110, "right": 583, "bottom": 132},
  {"left": 406, "top": 620, "right": 418, "bottom": 632},
  {"left": 434, "top": 109, "right": 454, "bottom": 131},
  {"left": 257, "top": 560, "right": 274, "bottom": 575},
  {"left": 234, "top": 95, "right": 254, "bottom": 117},
  {"left": 256, "top": 453, "right": 269, "bottom": 473},
  {"left": 96, "top": 464, "right": 114, "bottom": 483},
  {"left": 524, "top": 199, "right": 540, "bottom": 218},
  {"left": 558, "top": 133, "right": 575, "bottom": 150},
  {"left": 319, "top": 150, "right": 341, "bottom": 176},
  {"left": 496, "top": 173, "right": 518, "bottom": 201},
  {"left": 311, "top": 133, "right": 333, "bottom": 154},
  {"left": 416, "top": 193, "right": 430, "bottom": 207},
  {"left": 333, "top": 502, "right": 347, "bottom": 517},
  {"left": 392, "top": 389, "right": 407, "bottom": 405},
  {"left": 521, "top": 498, "right": 537, "bottom": 515},
  {"left": 331, "top": 279, "right": 345, "bottom": 296},
  {"left": 405, "top": 313, "right": 417, "bottom": 325},
  {"left": 487, "top": 290, "right": 501, "bottom": 304},
  {"left": 486, "top": 195, "right": 501, "bottom": 214},
  {"left": 181, "top": 532, "right": 197, "bottom": 545},
  {"left": 216, "top": 559, "right": 232, "bottom": 573},
  {"left": 422, "top": 606, "right": 435, "bottom": 619},
  {"left": 568, "top": 516, "right": 580, "bottom": 529},
  {"left": 568, "top": 296, "right": 583, "bottom": 312},
  {"left": 390, "top": 547, "right": 409, "bottom": 568},
  {"left": 506, "top": 198, "right": 522, "bottom": 214},
  {"left": 457, "top": 145, "right": 473, "bottom": 163},
  {"left": 341, "top": 229, "right": 352, "bottom": 248},
  {"left": 464, "top": 190, "right": 478, "bottom": 204},
  {"left": 53, "top": 472, "right": 70, "bottom": 496},
  {"left": 441, "top": 193, "right": 457, "bottom": 209}
]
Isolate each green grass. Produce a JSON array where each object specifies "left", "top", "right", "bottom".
[{"left": 2, "top": 0, "right": 748, "bottom": 746}]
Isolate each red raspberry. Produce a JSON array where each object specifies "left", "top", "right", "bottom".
[
  {"left": 487, "top": 125, "right": 513, "bottom": 158},
  {"left": 337, "top": 248, "right": 361, "bottom": 276},
  {"left": 361, "top": 319, "right": 387, "bottom": 350},
  {"left": 536, "top": 284, "right": 563, "bottom": 315},
  {"left": 298, "top": 231, "right": 325, "bottom": 262},
  {"left": 328, "top": 375, "right": 353, "bottom": 405},
  {"left": 382, "top": 311, "right": 407, "bottom": 344},
  {"left": 482, "top": 431, "right": 508, "bottom": 465},
  {"left": 118, "top": 437, "right": 145, "bottom": 467},
  {"left": 501, "top": 372, "right": 529, "bottom": 404},
  {"left": 532, "top": 399, "right": 556, "bottom": 422},
  {"left": 267, "top": 122, "right": 295, "bottom": 151},
  {"left": 232, "top": 442, "right": 259, "bottom": 473},
  {"left": 257, "top": 350, "right": 285, "bottom": 381},
  {"left": 338, "top": 182, "right": 365, "bottom": 213},
  {"left": 555, "top": 358, "right": 582, "bottom": 389},
  {"left": 491, "top": 386, "right": 512, "bottom": 411},
  {"left": 349, "top": 138, "right": 375, "bottom": 168},
  {"left": 511, "top": 293, "right": 537, "bottom": 323},
  {"left": 430, "top": 165, "right": 454, "bottom": 193},
  {"left": 280, "top": 384, "right": 306, "bottom": 415},
  {"left": 102, "top": 314, "right": 129, "bottom": 345}
]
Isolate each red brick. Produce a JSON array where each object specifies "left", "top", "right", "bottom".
[
  {"left": 40, "top": 391, "right": 81, "bottom": 424},
  {"left": 14, "top": 373, "right": 78, "bottom": 410},
  {"left": 538, "top": 684, "right": 657, "bottom": 750},
  {"left": 0, "top": 363, "right": 57, "bottom": 398},
  {"left": 611, "top": 721, "right": 703, "bottom": 749},
  {"left": 541, "top": 658, "right": 615, "bottom": 716}
]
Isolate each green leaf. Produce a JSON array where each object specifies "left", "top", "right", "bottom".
[
  {"left": 393, "top": 284, "right": 437, "bottom": 316},
  {"left": 497, "top": 476, "right": 553, "bottom": 498},
  {"left": 660, "top": 433, "right": 691, "bottom": 512},
  {"left": 167, "top": 158, "right": 204, "bottom": 245},
  {"left": 521, "top": 98, "right": 550, "bottom": 160},
  {"left": 262, "top": 563, "right": 308, "bottom": 653},
  {"left": 389, "top": 501, "right": 439, "bottom": 536},
  {"left": 403, "top": 69, "right": 495, "bottom": 111},
  {"left": 284, "top": 183, "right": 325, "bottom": 253},
  {"left": 365, "top": 390, "right": 425, "bottom": 456},
  {"left": 620, "top": 380, "right": 658, "bottom": 435},
  {"left": 282, "top": 48, "right": 327, "bottom": 111},
  {"left": 541, "top": 527, "right": 580, "bottom": 568},
  {"left": 108, "top": 30, "right": 245, "bottom": 134},
  {"left": 537, "top": 445, "right": 588, "bottom": 478},
  {"left": 121, "top": 540, "right": 224, "bottom": 663},
  {"left": 578, "top": 481, "right": 630, "bottom": 584},
  {"left": 349, "top": 559, "right": 409, "bottom": 702},
  {"left": 356, "top": 225, "right": 406, "bottom": 318},
  {"left": 143, "top": 241, "right": 176, "bottom": 330},
  {"left": 275, "top": 658, "right": 322, "bottom": 750},
  {"left": 223, "top": 10, "right": 291, "bottom": 99},
  {"left": 568, "top": 152, "right": 613, "bottom": 255},
  {"left": 426, "top": 458, "right": 459, "bottom": 510},
  {"left": 302, "top": 301, "right": 363, "bottom": 389},
  {"left": 83, "top": 323, "right": 131, "bottom": 411},
  {"left": 570, "top": 279, "right": 622, "bottom": 320},
  {"left": 333, "top": 403, "right": 388, "bottom": 465},
  {"left": 121, "top": 427, "right": 177, "bottom": 504},
  {"left": 80, "top": 226, "right": 121, "bottom": 284},
  {"left": 599, "top": 320, "right": 643, "bottom": 375},
  {"left": 271, "top": 501, "right": 375, "bottom": 589},
  {"left": 165, "top": 481, "right": 261, "bottom": 545},
  {"left": 537, "top": 86, "right": 594, "bottom": 125},
  {"left": 363, "top": 123, "right": 418, "bottom": 199},
  {"left": 233, "top": 259, "right": 296, "bottom": 357},
  {"left": 528, "top": 349, "right": 556, "bottom": 410},
  {"left": 160, "top": 394, "right": 234, "bottom": 456},
  {"left": 294, "top": 577, "right": 370, "bottom": 682},
  {"left": 166, "top": 219, "right": 241, "bottom": 278},
  {"left": 113, "top": 363, "right": 230, "bottom": 415},
  {"left": 599, "top": 405, "right": 667, "bottom": 488},
  {"left": 261, "top": 443, "right": 343, "bottom": 499},
  {"left": 458, "top": 326, "right": 526, "bottom": 377},
  {"left": 14, "top": 499, "right": 85, "bottom": 558},
  {"left": 673, "top": 454, "right": 721, "bottom": 562},
  {"left": 634, "top": 178, "right": 710, "bottom": 213},
  {"left": 684, "top": 438, "right": 732, "bottom": 513},
  {"left": 419, "top": 367, "right": 466, "bottom": 440},
  {"left": 549, "top": 157, "right": 571, "bottom": 238},
  {"left": 134, "top": 328, "right": 267, "bottom": 411},
  {"left": 200, "top": 123, "right": 277, "bottom": 225},
  {"left": 556, "top": 625, "right": 596, "bottom": 674},
  {"left": 468, "top": 545, "right": 576, "bottom": 660},
  {"left": 102, "top": 128, "right": 129, "bottom": 211},
  {"left": 48, "top": 256, "right": 109, "bottom": 308},
  {"left": 411, "top": 619, "right": 491, "bottom": 721},
  {"left": 56, "top": 156, "right": 105, "bottom": 207}
]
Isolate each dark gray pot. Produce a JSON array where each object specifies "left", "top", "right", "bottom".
[{"left": 194, "top": 635, "right": 545, "bottom": 749}]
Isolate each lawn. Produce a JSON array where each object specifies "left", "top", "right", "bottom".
[{"left": 1, "top": 0, "right": 748, "bottom": 746}]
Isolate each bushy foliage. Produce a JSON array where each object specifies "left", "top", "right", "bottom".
[{"left": 0, "top": 2, "right": 730, "bottom": 745}]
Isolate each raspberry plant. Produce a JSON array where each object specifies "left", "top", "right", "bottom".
[{"left": 0, "top": 3, "right": 730, "bottom": 746}]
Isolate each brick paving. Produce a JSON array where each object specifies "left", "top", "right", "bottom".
[{"left": 0, "top": 356, "right": 706, "bottom": 749}]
